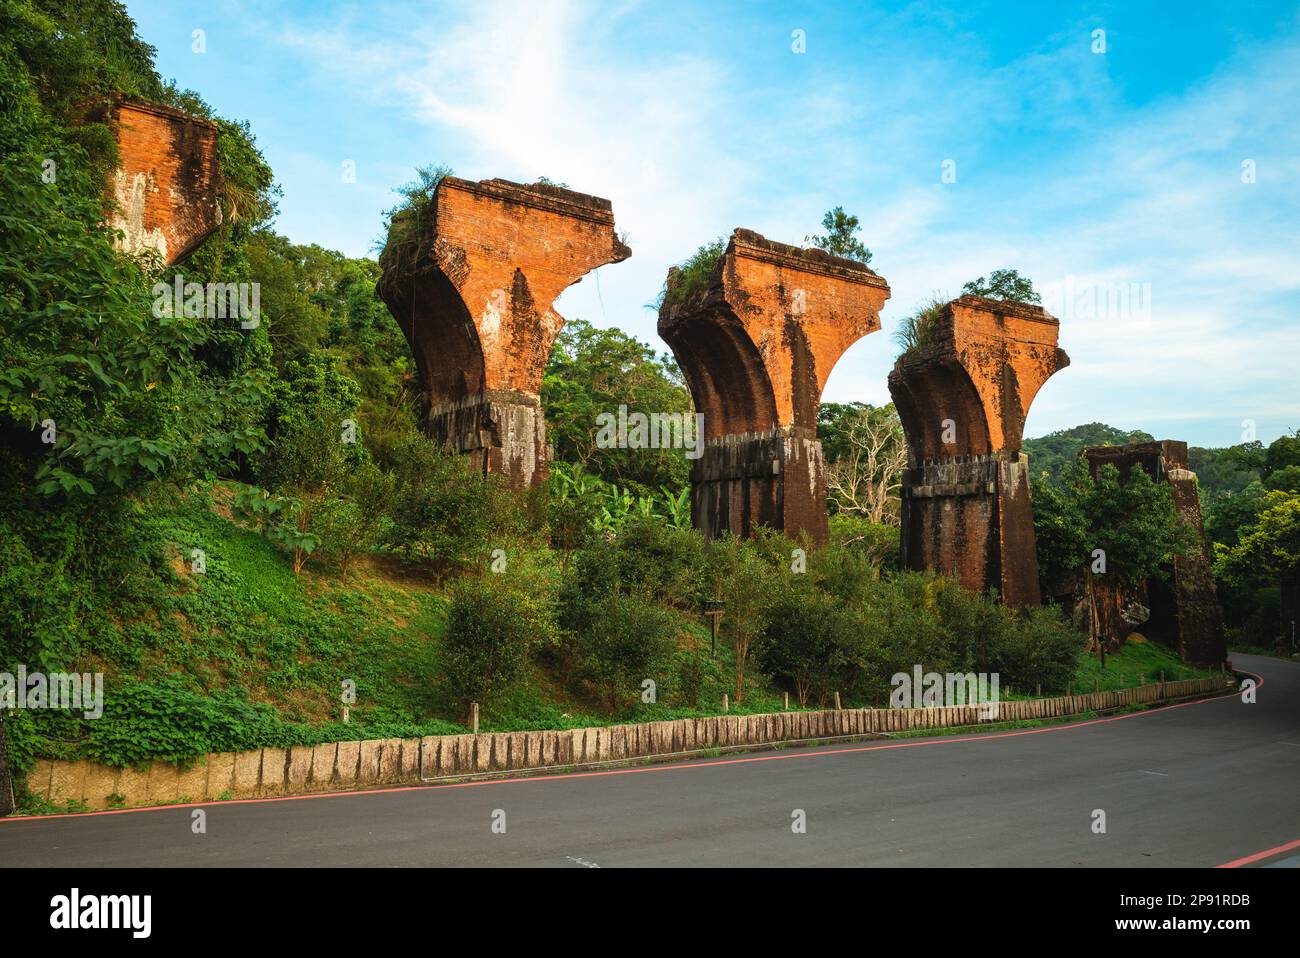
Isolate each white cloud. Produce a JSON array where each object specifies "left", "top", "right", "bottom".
[{"left": 249, "top": 0, "right": 1300, "bottom": 444}]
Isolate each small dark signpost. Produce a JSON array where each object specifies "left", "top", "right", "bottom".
[{"left": 702, "top": 598, "right": 725, "bottom": 658}]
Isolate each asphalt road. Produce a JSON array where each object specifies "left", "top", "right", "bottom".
[{"left": 1, "top": 653, "right": 1296, "bottom": 867}]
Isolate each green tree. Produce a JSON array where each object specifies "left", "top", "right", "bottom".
[
  {"left": 542, "top": 318, "right": 693, "bottom": 493},
  {"left": 806, "top": 207, "right": 872, "bottom": 264},
  {"left": 962, "top": 268, "right": 1041, "bottom": 304},
  {"left": 1033, "top": 460, "right": 1198, "bottom": 592},
  {"left": 1031, "top": 464, "right": 1091, "bottom": 588},
  {"left": 761, "top": 585, "right": 863, "bottom": 707},
  {"left": 1214, "top": 491, "right": 1300, "bottom": 590},
  {"left": 704, "top": 534, "right": 780, "bottom": 703},
  {"left": 573, "top": 593, "right": 678, "bottom": 713}
]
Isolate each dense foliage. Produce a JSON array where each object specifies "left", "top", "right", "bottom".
[{"left": 1032, "top": 461, "right": 1198, "bottom": 589}]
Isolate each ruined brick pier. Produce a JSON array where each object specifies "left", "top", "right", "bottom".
[
  {"left": 1084, "top": 441, "right": 1227, "bottom": 665},
  {"left": 379, "top": 177, "right": 630, "bottom": 487},
  {"left": 658, "top": 230, "right": 891, "bottom": 545},
  {"left": 110, "top": 99, "right": 224, "bottom": 265},
  {"left": 888, "top": 297, "right": 1069, "bottom": 605}
]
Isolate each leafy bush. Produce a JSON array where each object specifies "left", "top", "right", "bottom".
[
  {"left": 762, "top": 585, "right": 864, "bottom": 706},
  {"left": 313, "top": 460, "right": 397, "bottom": 572},
  {"left": 381, "top": 437, "right": 517, "bottom": 575},
  {"left": 704, "top": 532, "right": 783, "bottom": 703},
  {"left": 893, "top": 298, "right": 946, "bottom": 356},
  {"left": 572, "top": 593, "right": 679, "bottom": 713},
  {"left": 441, "top": 577, "right": 536, "bottom": 717},
  {"left": 659, "top": 237, "right": 726, "bottom": 308}
]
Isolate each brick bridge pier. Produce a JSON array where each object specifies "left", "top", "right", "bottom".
[
  {"left": 378, "top": 176, "right": 630, "bottom": 488},
  {"left": 657, "top": 229, "right": 891, "bottom": 547},
  {"left": 887, "top": 296, "right": 1069, "bottom": 605}
]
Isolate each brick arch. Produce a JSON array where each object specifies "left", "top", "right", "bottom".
[
  {"left": 890, "top": 355, "right": 992, "bottom": 462},
  {"left": 886, "top": 296, "right": 1070, "bottom": 605},
  {"left": 386, "top": 264, "right": 485, "bottom": 409},
  {"left": 658, "top": 229, "right": 890, "bottom": 545},
  {"left": 378, "top": 176, "right": 630, "bottom": 488},
  {"left": 659, "top": 304, "right": 779, "bottom": 442}
]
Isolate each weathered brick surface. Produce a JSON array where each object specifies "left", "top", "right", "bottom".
[
  {"left": 379, "top": 176, "right": 630, "bottom": 488},
  {"left": 1084, "top": 441, "right": 1227, "bottom": 665},
  {"left": 110, "top": 99, "right": 222, "bottom": 265},
  {"left": 659, "top": 229, "right": 891, "bottom": 544},
  {"left": 889, "top": 296, "right": 1069, "bottom": 604}
]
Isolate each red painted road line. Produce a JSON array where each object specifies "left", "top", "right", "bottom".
[
  {"left": 0, "top": 671, "right": 1259, "bottom": 825},
  {"left": 1217, "top": 834, "right": 1300, "bottom": 868}
]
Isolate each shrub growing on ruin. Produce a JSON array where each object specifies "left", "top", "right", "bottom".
[
  {"left": 961, "top": 268, "right": 1041, "bottom": 304},
  {"left": 892, "top": 297, "right": 946, "bottom": 357},
  {"left": 805, "top": 206, "right": 872, "bottom": 264},
  {"left": 658, "top": 237, "right": 726, "bottom": 308}
]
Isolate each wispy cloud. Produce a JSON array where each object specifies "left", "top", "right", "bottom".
[{"left": 165, "top": 0, "right": 1300, "bottom": 446}]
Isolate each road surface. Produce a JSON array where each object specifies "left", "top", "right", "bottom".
[{"left": 1, "top": 654, "right": 1296, "bottom": 867}]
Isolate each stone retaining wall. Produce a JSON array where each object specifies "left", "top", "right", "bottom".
[{"left": 20, "top": 676, "right": 1230, "bottom": 812}]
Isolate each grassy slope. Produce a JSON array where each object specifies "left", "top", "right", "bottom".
[
  {"left": 66, "top": 492, "right": 1214, "bottom": 759},
  {"left": 1072, "top": 637, "right": 1220, "bottom": 692},
  {"left": 89, "top": 488, "right": 795, "bottom": 742}
]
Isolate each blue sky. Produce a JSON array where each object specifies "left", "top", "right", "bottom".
[{"left": 125, "top": 0, "right": 1300, "bottom": 447}]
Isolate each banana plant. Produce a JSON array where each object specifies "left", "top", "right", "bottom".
[{"left": 657, "top": 485, "right": 691, "bottom": 528}]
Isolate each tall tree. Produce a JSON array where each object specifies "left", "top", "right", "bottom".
[
  {"left": 806, "top": 207, "right": 872, "bottom": 264},
  {"left": 542, "top": 319, "right": 692, "bottom": 494},
  {"left": 819, "top": 403, "right": 907, "bottom": 524}
]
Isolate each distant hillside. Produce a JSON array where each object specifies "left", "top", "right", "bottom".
[
  {"left": 1022, "top": 423, "right": 1155, "bottom": 482},
  {"left": 1023, "top": 423, "right": 1259, "bottom": 506}
]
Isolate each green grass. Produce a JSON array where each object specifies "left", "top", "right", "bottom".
[{"left": 1072, "top": 637, "right": 1220, "bottom": 692}]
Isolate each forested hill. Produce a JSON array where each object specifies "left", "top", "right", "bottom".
[{"left": 1023, "top": 422, "right": 1260, "bottom": 505}]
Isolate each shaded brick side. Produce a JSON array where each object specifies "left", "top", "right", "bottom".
[
  {"left": 659, "top": 229, "right": 890, "bottom": 545},
  {"left": 1084, "top": 440, "right": 1227, "bottom": 665},
  {"left": 888, "top": 297, "right": 1069, "bottom": 605},
  {"left": 110, "top": 99, "right": 223, "bottom": 265},
  {"left": 379, "top": 176, "right": 630, "bottom": 488}
]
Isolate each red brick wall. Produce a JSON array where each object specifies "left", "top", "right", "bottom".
[
  {"left": 110, "top": 99, "right": 222, "bottom": 264},
  {"left": 379, "top": 177, "right": 629, "bottom": 487}
]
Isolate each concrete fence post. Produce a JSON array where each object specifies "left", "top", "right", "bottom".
[
  {"left": 834, "top": 691, "right": 842, "bottom": 710},
  {"left": 470, "top": 702, "right": 480, "bottom": 735},
  {"left": 722, "top": 694, "right": 729, "bottom": 714},
  {"left": 783, "top": 692, "right": 789, "bottom": 711}
]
